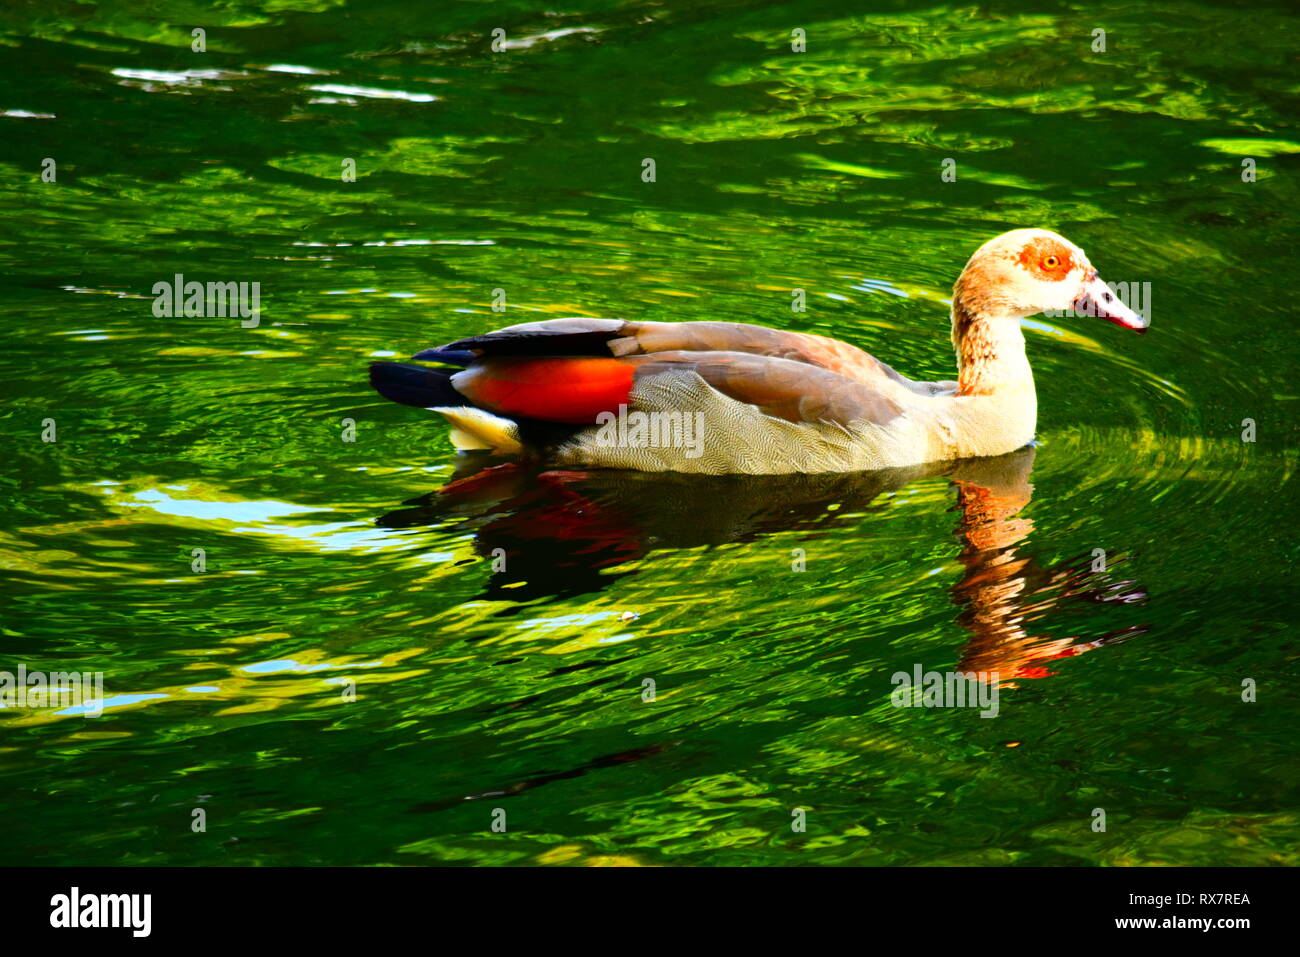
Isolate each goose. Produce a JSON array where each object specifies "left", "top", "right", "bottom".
[{"left": 368, "top": 228, "right": 1148, "bottom": 474}]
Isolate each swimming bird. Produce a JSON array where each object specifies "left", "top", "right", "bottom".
[{"left": 369, "top": 228, "right": 1148, "bottom": 474}]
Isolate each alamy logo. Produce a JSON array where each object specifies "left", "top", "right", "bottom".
[
  {"left": 50, "top": 887, "right": 151, "bottom": 937},
  {"left": 890, "top": 664, "right": 1000, "bottom": 717},
  {"left": 152, "top": 273, "right": 261, "bottom": 327},
  {"left": 594, "top": 404, "right": 705, "bottom": 459},
  {"left": 0, "top": 665, "right": 104, "bottom": 717},
  {"left": 1044, "top": 280, "right": 1152, "bottom": 322}
]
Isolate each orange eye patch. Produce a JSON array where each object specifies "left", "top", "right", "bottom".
[{"left": 1018, "top": 237, "right": 1074, "bottom": 281}]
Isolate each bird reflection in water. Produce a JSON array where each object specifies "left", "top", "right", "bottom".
[{"left": 377, "top": 446, "right": 1146, "bottom": 684}]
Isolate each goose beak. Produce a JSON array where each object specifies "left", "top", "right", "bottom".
[{"left": 1073, "top": 273, "right": 1149, "bottom": 333}]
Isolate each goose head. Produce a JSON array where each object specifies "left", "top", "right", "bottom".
[{"left": 953, "top": 228, "right": 1148, "bottom": 332}]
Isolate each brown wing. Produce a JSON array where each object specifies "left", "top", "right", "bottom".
[
  {"left": 430, "top": 317, "right": 918, "bottom": 389},
  {"left": 611, "top": 320, "right": 911, "bottom": 388},
  {"left": 624, "top": 351, "right": 904, "bottom": 428}
]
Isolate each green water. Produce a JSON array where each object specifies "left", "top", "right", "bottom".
[{"left": 1, "top": 0, "right": 1296, "bottom": 866}]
